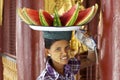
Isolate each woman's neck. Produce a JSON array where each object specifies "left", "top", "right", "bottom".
[{"left": 52, "top": 60, "right": 64, "bottom": 75}]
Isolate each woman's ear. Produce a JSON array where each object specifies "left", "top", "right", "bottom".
[{"left": 45, "top": 49, "right": 51, "bottom": 56}]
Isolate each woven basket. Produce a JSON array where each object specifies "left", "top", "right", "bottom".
[{"left": 2, "top": 56, "right": 18, "bottom": 80}]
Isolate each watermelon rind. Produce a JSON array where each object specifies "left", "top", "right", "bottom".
[
  {"left": 60, "top": 4, "right": 80, "bottom": 26},
  {"left": 79, "top": 6, "right": 95, "bottom": 25},
  {"left": 75, "top": 4, "right": 97, "bottom": 26},
  {"left": 53, "top": 9, "right": 62, "bottom": 26},
  {"left": 23, "top": 8, "right": 40, "bottom": 25},
  {"left": 39, "top": 10, "right": 50, "bottom": 26},
  {"left": 91, "top": 4, "right": 98, "bottom": 20},
  {"left": 66, "top": 4, "right": 80, "bottom": 26},
  {"left": 17, "top": 8, "right": 32, "bottom": 24},
  {"left": 81, "top": 4, "right": 98, "bottom": 25}
]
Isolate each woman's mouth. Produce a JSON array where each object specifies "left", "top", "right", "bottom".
[{"left": 61, "top": 57, "right": 68, "bottom": 60}]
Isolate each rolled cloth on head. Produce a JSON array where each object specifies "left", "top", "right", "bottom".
[{"left": 43, "top": 31, "right": 72, "bottom": 41}]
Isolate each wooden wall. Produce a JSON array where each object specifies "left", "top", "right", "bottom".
[
  {"left": 0, "top": 56, "right": 3, "bottom": 80},
  {"left": 0, "top": 26, "right": 3, "bottom": 79}
]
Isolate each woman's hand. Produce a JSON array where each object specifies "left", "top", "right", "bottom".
[{"left": 68, "top": 49, "right": 78, "bottom": 58}]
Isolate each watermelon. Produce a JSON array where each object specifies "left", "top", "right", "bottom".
[
  {"left": 23, "top": 8, "right": 41, "bottom": 25},
  {"left": 53, "top": 9, "right": 62, "bottom": 26},
  {"left": 78, "top": 4, "right": 98, "bottom": 25},
  {"left": 91, "top": 4, "right": 98, "bottom": 21},
  {"left": 60, "top": 4, "right": 80, "bottom": 26},
  {"left": 17, "top": 8, "right": 32, "bottom": 24},
  {"left": 17, "top": 3, "right": 98, "bottom": 27},
  {"left": 39, "top": 10, "right": 53, "bottom": 26},
  {"left": 74, "top": 4, "right": 98, "bottom": 26}
]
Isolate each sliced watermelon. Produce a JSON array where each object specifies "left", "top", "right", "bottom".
[
  {"left": 53, "top": 9, "right": 62, "bottom": 26},
  {"left": 60, "top": 4, "right": 80, "bottom": 26},
  {"left": 91, "top": 4, "right": 98, "bottom": 20},
  {"left": 39, "top": 10, "right": 53, "bottom": 26},
  {"left": 79, "top": 4, "right": 98, "bottom": 25},
  {"left": 74, "top": 4, "right": 98, "bottom": 26},
  {"left": 17, "top": 8, "right": 32, "bottom": 24},
  {"left": 23, "top": 8, "right": 41, "bottom": 25}
]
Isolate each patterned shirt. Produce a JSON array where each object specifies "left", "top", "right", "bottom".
[{"left": 37, "top": 58, "right": 80, "bottom": 80}]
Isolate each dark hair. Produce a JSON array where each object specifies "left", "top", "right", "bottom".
[
  {"left": 44, "top": 38, "right": 60, "bottom": 49},
  {"left": 44, "top": 38, "right": 70, "bottom": 49}
]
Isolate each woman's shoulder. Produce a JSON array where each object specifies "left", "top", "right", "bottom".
[
  {"left": 36, "top": 69, "right": 47, "bottom": 80},
  {"left": 36, "top": 69, "right": 54, "bottom": 80}
]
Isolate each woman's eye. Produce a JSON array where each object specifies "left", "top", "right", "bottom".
[
  {"left": 55, "top": 47, "right": 61, "bottom": 51},
  {"left": 66, "top": 46, "right": 70, "bottom": 50}
]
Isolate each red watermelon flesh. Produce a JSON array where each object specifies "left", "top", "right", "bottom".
[
  {"left": 41, "top": 10, "right": 53, "bottom": 26},
  {"left": 60, "top": 4, "right": 79, "bottom": 26},
  {"left": 74, "top": 5, "right": 95, "bottom": 26},
  {"left": 24, "top": 8, "right": 41, "bottom": 25},
  {"left": 81, "top": 4, "right": 98, "bottom": 25}
]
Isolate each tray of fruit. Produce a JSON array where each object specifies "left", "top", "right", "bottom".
[{"left": 17, "top": 4, "right": 98, "bottom": 31}]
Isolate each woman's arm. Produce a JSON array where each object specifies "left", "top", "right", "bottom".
[{"left": 80, "top": 51, "right": 96, "bottom": 69}]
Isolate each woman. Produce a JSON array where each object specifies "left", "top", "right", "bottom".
[{"left": 37, "top": 31, "right": 96, "bottom": 80}]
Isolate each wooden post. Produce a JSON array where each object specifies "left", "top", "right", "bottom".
[
  {"left": 0, "top": 4, "right": 3, "bottom": 79},
  {"left": 16, "top": 0, "right": 45, "bottom": 80},
  {"left": 99, "top": 0, "right": 120, "bottom": 80}
]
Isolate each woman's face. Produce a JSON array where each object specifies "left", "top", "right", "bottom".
[{"left": 47, "top": 40, "right": 70, "bottom": 65}]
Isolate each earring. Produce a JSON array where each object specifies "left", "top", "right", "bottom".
[{"left": 48, "top": 54, "right": 51, "bottom": 56}]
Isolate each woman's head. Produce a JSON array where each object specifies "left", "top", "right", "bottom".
[
  {"left": 46, "top": 39, "right": 70, "bottom": 65},
  {"left": 43, "top": 31, "right": 72, "bottom": 65}
]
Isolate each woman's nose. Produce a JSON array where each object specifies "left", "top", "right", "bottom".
[{"left": 62, "top": 49, "right": 68, "bottom": 55}]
